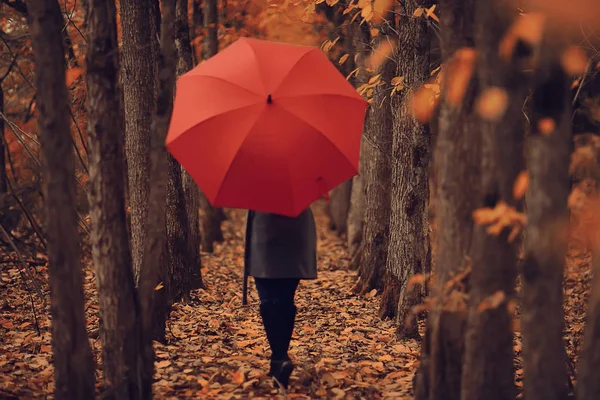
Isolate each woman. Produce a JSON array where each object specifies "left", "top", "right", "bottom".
[{"left": 243, "top": 207, "right": 317, "bottom": 389}]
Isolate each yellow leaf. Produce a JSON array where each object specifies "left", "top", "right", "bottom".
[
  {"left": 513, "top": 171, "right": 529, "bottom": 200},
  {"left": 561, "top": 46, "right": 589, "bottom": 77},
  {"left": 424, "top": 5, "right": 440, "bottom": 22},
  {"left": 368, "top": 73, "right": 382, "bottom": 84},
  {"left": 370, "top": 27, "right": 380, "bottom": 37},
  {"left": 154, "top": 282, "right": 164, "bottom": 291},
  {"left": 413, "top": 7, "right": 424, "bottom": 17},
  {"left": 361, "top": 3, "right": 373, "bottom": 21},
  {"left": 338, "top": 53, "right": 350, "bottom": 65},
  {"left": 476, "top": 87, "right": 509, "bottom": 120},
  {"left": 391, "top": 75, "right": 404, "bottom": 87}
]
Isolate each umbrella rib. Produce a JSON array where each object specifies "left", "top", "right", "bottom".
[
  {"left": 169, "top": 103, "right": 263, "bottom": 147},
  {"left": 243, "top": 40, "right": 268, "bottom": 96},
  {"left": 181, "top": 73, "right": 264, "bottom": 97},
  {"left": 274, "top": 92, "right": 366, "bottom": 104},
  {"left": 270, "top": 48, "right": 316, "bottom": 95},
  {"left": 275, "top": 103, "right": 360, "bottom": 174},
  {"left": 212, "top": 105, "right": 267, "bottom": 205}
]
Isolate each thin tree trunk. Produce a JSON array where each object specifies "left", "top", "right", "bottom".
[
  {"left": 347, "top": 19, "right": 371, "bottom": 262},
  {"left": 380, "top": 0, "right": 431, "bottom": 339},
  {"left": 460, "top": 2, "right": 528, "bottom": 399},
  {"left": 176, "top": 0, "right": 203, "bottom": 290},
  {"left": 414, "top": 1, "right": 479, "bottom": 399},
  {"left": 200, "top": 0, "right": 224, "bottom": 253},
  {"left": 85, "top": 0, "right": 142, "bottom": 397},
  {"left": 522, "top": 43, "right": 571, "bottom": 400},
  {"left": 204, "top": 0, "right": 218, "bottom": 58},
  {"left": 119, "top": 0, "right": 157, "bottom": 282},
  {"left": 27, "top": 1, "right": 95, "bottom": 398},
  {"left": 353, "top": 27, "right": 394, "bottom": 295},
  {"left": 166, "top": 153, "right": 192, "bottom": 301},
  {"left": 0, "top": 85, "right": 6, "bottom": 196},
  {"left": 137, "top": 0, "right": 177, "bottom": 396}
]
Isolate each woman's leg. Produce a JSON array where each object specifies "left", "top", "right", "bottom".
[{"left": 254, "top": 278, "right": 300, "bottom": 387}]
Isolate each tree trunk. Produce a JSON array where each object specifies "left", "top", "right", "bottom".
[
  {"left": 353, "top": 29, "right": 394, "bottom": 295},
  {"left": 166, "top": 153, "right": 192, "bottom": 302},
  {"left": 200, "top": 0, "right": 224, "bottom": 253},
  {"left": 0, "top": 85, "right": 6, "bottom": 196},
  {"left": 347, "top": 20, "right": 371, "bottom": 262},
  {"left": 204, "top": 0, "right": 218, "bottom": 58},
  {"left": 380, "top": 0, "right": 431, "bottom": 339},
  {"left": 414, "top": 1, "right": 479, "bottom": 399},
  {"left": 85, "top": 1, "right": 142, "bottom": 397},
  {"left": 27, "top": 1, "right": 95, "bottom": 398},
  {"left": 521, "top": 46, "right": 570, "bottom": 400},
  {"left": 578, "top": 256, "right": 600, "bottom": 399},
  {"left": 176, "top": 0, "right": 203, "bottom": 290},
  {"left": 137, "top": 0, "right": 177, "bottom": 395},
  {"left": 460, "top": 2, "right": 528, "bottom": 399},
  {"left": 119, "top": 0, "right": 157, "bottom": 282}
]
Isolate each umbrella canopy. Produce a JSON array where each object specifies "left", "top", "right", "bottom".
[{"left": 166, "top": 37, "right": 368, "bottom": 217}]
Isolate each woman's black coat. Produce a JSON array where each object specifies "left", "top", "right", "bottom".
[{"left": 242, "top": 208, "right": 317, "bottom": 303}]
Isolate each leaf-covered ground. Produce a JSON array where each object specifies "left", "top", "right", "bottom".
[{"left": 0, "top": 201, "right": 592, "bottom": 399}]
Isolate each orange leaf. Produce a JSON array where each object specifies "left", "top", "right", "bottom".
[
  {"left": 232, "top": 369, "right": 245, "bottom": 385},
  {"left": 372, "top": 0, "right": 394, "bottom": 23},
  {"left": 476, "top": 87, "right": 509, "bottom": 120},
  {"left": 477, "top": 290, "right": 506, "bottom": 313},
  {"left": 338, "top": 53, "right": 350, "bottom": 65},
  {"left": 365, "top": 38, "right": 396, "bottom": 71},
  {"left": 561, "top": 46, "right": 589, "bottom": 77},
  {"left": 499, "top": 12, "right": 546, "bottom": 61},
  {"left": 538, "top": 117, "right": 556, "bottom": 135},
  {"left": 513, "top": 171, "right": 529, "bottom": 200},
  {"left": 446, "top": 48, "right": 477, "bottom": 106},
  {"left": 65, "top": 67, "right": 84, "bottom": 87}
]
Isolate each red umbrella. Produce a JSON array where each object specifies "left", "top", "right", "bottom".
[{"left": 166, "top": 37, "right": 367, "bottom": 217}]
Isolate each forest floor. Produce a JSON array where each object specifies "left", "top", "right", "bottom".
[{"left": 0, "top": 201, "right": 592, "bottom": 399}]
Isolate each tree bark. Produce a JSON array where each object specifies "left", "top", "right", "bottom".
[
  {"left": 522, "top": 44, "right": 571, "bottom": 400},
  {"left": 175, "top": 0, "right": 203, "bottom": 290},
  {"left": 346, "top": 20, "right": 371, "bottom": 261},
  {"left": 137, "top": 0, "right": 177, "bottom": 395},
  {"left": 460, "top": 2, "right": 528, "bottom": 399},
  {"left": 85, "top": 0, "right": 142, "bottom": 397},
  {"left": 204, "top": 0, "right": 218, "bottom": 58},
  {"left": 27, "top": 1, "right": 95, "bottom": 398},
  {"left": 200, "top": 0, "right": 224, "bottom": 253},
  {"left": 119, "top": 0, "right": 157, "bottom": 282},
  {"left": 578, "top": 257, "right": 600, "bottom": 400},
  {"left": 414, "top": 1, "right": 479, "bottom": 399},
  {"left": 0, "top": 85, "right": 6, "bottom": 196},
  {"left": 353, "top": 28, "right": 394, "bottom": 294},
  {"left": 380, "top": 0, "right": 432, "bottom": 339}
]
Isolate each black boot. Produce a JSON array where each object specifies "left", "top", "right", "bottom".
[{"left": 260, "top": 302, "right": 295, "bottom": 388}]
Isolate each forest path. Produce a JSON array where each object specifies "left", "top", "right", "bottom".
[{"left": 156, "top": 202, "right": 419, "bottom": 399}]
